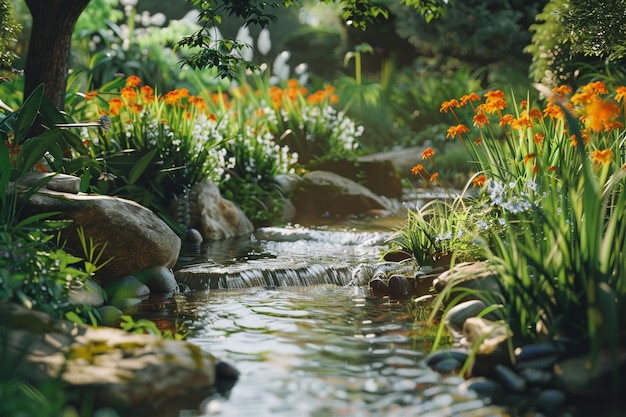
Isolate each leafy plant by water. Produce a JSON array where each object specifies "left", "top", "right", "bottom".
[{"left": 436, "top": 81, "right": 626, "bottom": 384}]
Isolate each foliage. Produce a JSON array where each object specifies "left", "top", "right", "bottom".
[
  {"left": 437, "top": 81, "right": 626, "bottom": 372},
  {"left": 177, "top": 0, "right": 451, "bottom": 77},
  {"left": 0, "top": 0, "right": 21, "bottom": 69},
  {"left": 0, "top": 86, "right": 94, "bottom": 320},
  {"left": 391, "top": 0, "right": 543, "bottom": 70},
  {"left": 525, "top": 0, "right": 626, "bottom": 87}
]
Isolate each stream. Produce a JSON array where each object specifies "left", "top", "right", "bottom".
[{"left": 131, "top": 205, "right": 515, "bottom": 417}]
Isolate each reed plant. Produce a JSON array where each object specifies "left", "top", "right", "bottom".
[{"left": 436, "top": 81, "right": 626, "bottom": 376}]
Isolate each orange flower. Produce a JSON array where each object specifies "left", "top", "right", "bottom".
[
  {"left": 615, "top": 86, "right": 626, "bottom": 103},
  {"left": 460, "top": 93, "right": 481, "bottom": 106},
  {"left": 528, "top": 108, "right": 543, "bottom": 119},
  {"left": 474, "top": 137, "right": 483, "bottom": 145},
  {"left": 543, "top": 103, "right": 564, "bottom": 119},
  {"left": 108, "top": 97, "right": 124, "bottom": 116},
  {"left": 329, "top": 94, "right": 339, "bottom": 104},
  {"left": 523, "top": 153, "right": 535, "bottom": 164},
  {"left": 583, "top": 98, "right": 620, "bottom": 132},
  {"left": 534, "top": 132, "right": 545, "bottom": 144},
  {"left": 590, "top": 148, "right": 614, "bottom": 169},
  {"left": 472, "top": 174, "right": 486, "bottom": 187},
  {"left": 140, "top": 85, "right": 154, "bottom": 101},
  {"left": 582, "top": 81, "right": 608, "bottom": 95},
  {"left": 287, "top": 79, "right": 299, "bottom": 89},
  {"left": 552, "top": 85, "right": 572, "bottom": 96},
  {"left": 429, "top": 172, "right": 439, "bottom": 182},
  {"left": 120, "top": 86, "right": 137, "bottom": 101},
  {"left": 520, "top": 100, "right": 528, "bottom": 109},
  {"left": 440, "top": 99, "right": 460, "bottom": 113},
  {"left": 85, "top": 91, "right": 98, "bottom": 100},
  {"left": 499, "top": 114, "right": 514, "bottom": 126},
  {"left": 473, "top": 112, "right": 489, "bottom": 127},
  {"left": 484, "top": 90, "right": 505, "bottom": 101},
  {"left": 411, "top": 164, "right": 425, "bottom": 175},
  {"left": 422, "top": 147, "right": 435, "bottom": 160},
  {"left": 511, "top": 113, "right": 532, "bottom": 130},
  {"left": 446, "top": 123, "right": 470, "bottom": 139},
  {"left": 164, "top": 90, "right": 182, "bottom": 105},
  {"left": 125, "top": 75, "right": 141, "bottom": 87}
]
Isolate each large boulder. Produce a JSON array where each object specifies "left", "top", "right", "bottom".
[
  {"left": 187, "top": 180, "right": 255, "bottom": 240},
  {"left": 22, "top": 186, "right": 181, "bottom": 285},
  {"left": 291, "top": 170, "right": 392, "bottom": 223},
  {"left": 0, "top": 302, "right": 223, "bottom": 415}
]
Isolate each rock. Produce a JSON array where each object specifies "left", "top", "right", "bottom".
[
  {"left": 291, "top": 171, "right": 391, "bottom": 223},
  {"left": 186, "top": 228, "right": 204, "bottom": 243},
  {"left": 515, "top": 342, "right": 564, "bottom": 370},
  {"left": 433, "top": 357, "right": 463, "bottom": 374},
  {"left": 458, "top": 377, "right": 504, "bottom": 399},
  {"left": 188, "top": 180, "right": 254, "bottom": 240},
  {"left": 369, "top": 278, "right": 389, "bottom": 297},
  {"left": 414, "top": 294, "right": 435, "bottom": 308},
  {"left": 462, "top": 317, "right": 511, "bottom": 355},
  {"left": 23, "top": 190, "right": 181, "bottom": 284},
  {"left": 413, "top": 271, "right": 437, "bottom": 297},
  {"left": 311, "top": 158, "right": 403, "bottom": 199},
  {"left": 68, "top": 278, "right": 105, "bottom": 307},
  {"left": 534, "top": 389, "right": 567, "bottom": 414},
  {"left": 16, "top": 172, "right": 81, "bottom": 194},
  {"left": 433, "top": 261, "right": 502, "bottom": 303},
  {"left": 135, "top": 265, "right": 178, "bottom": 294},
  {"left": 518, "top": 367, "right": 553, "bottom": 385},
  {"left": 494, "top": 364, "right": 527, "bottom": 393},
  {"left": 0, "top": 302, "right": 224, "bottom": 414},
  {"left": 274, "top": 173, "right": 301, "bottom": 196},
  {"left": 553, "top": 351, "right": 626, "bottom": 397},
  {"left": 107, "top": 275, "right": 150, "bottom": 309},
  {"left": 388, "top": 275, "right": 412, "bottom": 298},
  {"left": 425, "top": 348, "right": 469, "bottom": 369},
  {"left": 382, "top": 250, "right": 413, "bottom": 263},
  {"left": 96, "top": 305, "right": 123, "bottom": 326},
  {"left": 445, "top": 300, "right": 487, "bottom": 334}
]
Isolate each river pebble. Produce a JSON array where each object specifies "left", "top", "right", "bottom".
[
  {"left": 445, "top": 299, "right": 487, "bottom": 333},
  {"left": 458, "top": 377, "right": 504, "bottom": 399},
  {"left": 535, "top": 389, "right": 567, "bottom": 414},
  {"left": 494, "top": 364, "right": 527, "bottom": 393}
]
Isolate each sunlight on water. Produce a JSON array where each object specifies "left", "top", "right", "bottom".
[{"left": 175, "top": 286, "right": 507, "bottom": 417}]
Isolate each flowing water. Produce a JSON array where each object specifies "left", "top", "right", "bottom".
[{"left": 131, "top": 210, "right": 515, "bottom": 417}]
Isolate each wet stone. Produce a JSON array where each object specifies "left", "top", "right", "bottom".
[
  {"left": 369, "top": 278, "right": 389, "bottom": 297},
  {"left": 388, "top": 275, "right": 412, "bottom": 298},
  {"left": 425, "top": 348, "right": 469, "bottom": 369},
  {"left": 494, "top": 364, "right": 527, "bottom": 393},
  {"left": 517, "top": 367, "right": 553, "bottom": 386},
  {"left": 445, "top": 300, "right": 487, "bottom": 334},
  {"left": 534, "top": 389, "right": 567, "bottom": 414},
  {"left": 433, "top": 358, "right": 463, "bottom": 374},
  {"left": 458, "top": 377, "right": 504, "bottom": 399},
  {"left": 515, "top": 342, "right": 563, "bottom": 370},
  {"left": 414, "top": 294, "right": 434, "bottom": 308}
]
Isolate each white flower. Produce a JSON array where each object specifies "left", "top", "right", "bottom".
[{"left": 257, "top": 28, "right": 272, "bottom": 55}]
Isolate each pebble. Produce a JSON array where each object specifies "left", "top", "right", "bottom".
[
  {"left": 445, "top": 299, "right": 487, "bottom": 334},
  {"left": 515, "top": 342, "right": 562, "bottom": 370},
  {"left": 136, "top": 265, "right": 178, "bottom": 294},
  {"left": 424, "top": 348, "right": 469, "bottom": 369},
  {"left": 458, "top": 377, "right": 504, "bottom": 399},
  {"left": 369, "top": 278, "right": 389, "bottom": 296},
  {"left": 388, "top": 275, "right": 412, "bottom": 298},
  {"left": 494, "top": 364, "right": 527, "bottom": 393},
  {"left": 185, "top": 228, "right": 203, "bottom": 243},
  {"left": 432, "top": 357, "right": 463, "bottom": 374},
  {"left": 534, "top": 389, "right": 566, "bottom": 414}
]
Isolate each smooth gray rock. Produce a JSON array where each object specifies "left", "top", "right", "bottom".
[
  {"left": 445, "top": 299, "right": 487, "bottom": 334},
  {"left": 459, "top": 377, "right": 504, "bottom": 398},
  {"left": 16, "top": 172, "right": 81, "bottom": 194},
  {"left": 136, "top": 265, "right": 178, "bottom": 294},
  {"left": 433, "top": 261, "right": 502, "bottom": 303},
  {"left": 494, "top": 364, "right": 527, "bottom": 393},
  {"left": 23, "top": 190, "right": 181, "bottom": 284},
  {"left": 187, "top": 180, "right": 254, "bottom": 240},
  {"left": 534, "top": 389, "right": 567, "bottom": 414},
  {"left": 291, "top": 170, "right": 391, "bottom": 223}
]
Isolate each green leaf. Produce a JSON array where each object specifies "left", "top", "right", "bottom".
[
  {"left": 19, "top": 129, "right": 64, "bottom": 174},
  {"left": 13, "top": 84, "right": 44, "bottom": 143},
  {"left": 129, "top": 148, "right": 159, "bottom": 184}
]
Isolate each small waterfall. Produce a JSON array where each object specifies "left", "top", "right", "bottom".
[{"left": 175, "top": 259, "right": 354, "bottom": 291}]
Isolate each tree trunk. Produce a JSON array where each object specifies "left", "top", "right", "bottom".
[{"left": 23, "top": 0, "right": 90, "bottom": 111}]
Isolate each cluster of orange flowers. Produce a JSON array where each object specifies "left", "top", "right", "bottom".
[
  {"left": 433, "top": 81, "right": 626, "bottom": 186},
  {"left": 264, "top": 79, "right": 338, "bottom": 110},
  {"left": 86, "top": 76, "right": 221, "bottom": 121},
  {"left": 411, "top": 147, "right": 443, "bottom": 186}
]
